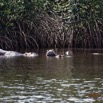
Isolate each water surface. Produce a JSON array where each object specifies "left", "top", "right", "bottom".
[{"left": 0, "top": 49, "right": 103, "bottom": 103}]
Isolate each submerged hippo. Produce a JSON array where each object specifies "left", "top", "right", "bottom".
[
  {"left": 65, "top": 51, "right": 73, "bottom": 56},
  {"left": 55, "top": 55, "right": 64, "bottom": 58},
  {"left": 46, "top": 49, "right": 64, "bottom": 58},
  {"left": 0, "top": 49, "right": 38, "bottom": 57},
  {"left": 0, "top": 49, "right": 7, "bottom": 55},
  {"left": 46, "top": 49, "right": 57, "bottom": 56},
  {"left": 23, "top": 52, "right": 38, "bottom": 57}
]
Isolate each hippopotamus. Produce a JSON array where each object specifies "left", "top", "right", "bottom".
[
  {"left": 0, "top": 49, "right": 7, "bottom": 55},
  {"left": 46, "top": 49, "right": 65, "bottom": 58},
  {"left": 23, "top": 52, "right": 38, "bottom": 57},
  {"left": 46, "top": 49, "right": 57, "bottom": 56},
  {"left": 0, "top": 49, "right": 38, "bottom": 57},
  {"left": 65, "top": 50, "right": 73, "bottom": 56},
  {"left": 55, "top": 54, "right": 64, "bottom": 58}
]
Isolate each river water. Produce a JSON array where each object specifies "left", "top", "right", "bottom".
[{"left": 0, "top": 49, "right": 103, "bottom": 103}]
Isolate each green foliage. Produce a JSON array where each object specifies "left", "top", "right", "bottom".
[
  {"left": 71, "top": 0, "right": 103, "bottom": 48},
  {"left": 0, "top": 0, "right": 103, "bottom": 49},
  {"left": 52, "top": 0, "right": 103, "bottom": 48}
]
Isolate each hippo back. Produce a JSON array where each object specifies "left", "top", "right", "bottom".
[
  {"left": 46, "top": 49, "right": 56, "bottom": 56},
  {"left": 4, "top": 51, "right": 23, "bottom": 57}
]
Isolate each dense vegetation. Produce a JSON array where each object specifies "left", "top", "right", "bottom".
[{"left": 0, "top": 0, "right": 103, "bottom": 50}]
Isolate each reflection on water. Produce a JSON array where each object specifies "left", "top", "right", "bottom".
[{"left": 0, "top": 49, "right": 103, "bottom": 103}]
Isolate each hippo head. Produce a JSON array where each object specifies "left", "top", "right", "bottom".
[{"left": 23, "top": 52, "right": 38, "bottom": 57}]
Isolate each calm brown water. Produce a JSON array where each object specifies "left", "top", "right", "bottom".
[{"left": 0, "top": 49, "right": 103, "bottom": 103}]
